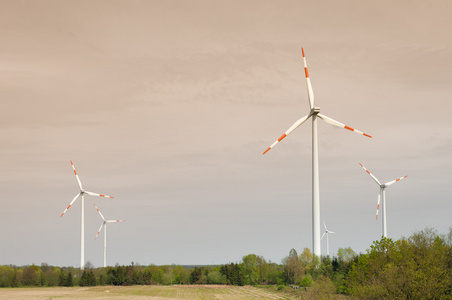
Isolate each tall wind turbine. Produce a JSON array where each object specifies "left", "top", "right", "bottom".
[
  {"left": 94, "top": 203, "right": 125, "bottom": 268},
  {"left": 321, "top": 222, "right": 335, "bottom": 257},
  {"left": 263, "top": 48, "right": 372, "bottom": 257},
  {"left": 60, "top": 160, "right": 114, "bottom": 270},
  {"left": 359, "top": 163, "right": 407, "bottom": 238}
]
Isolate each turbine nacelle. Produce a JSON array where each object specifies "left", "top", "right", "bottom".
[{"left": 311, "top": 107, "right": 321, "bottom": 115}]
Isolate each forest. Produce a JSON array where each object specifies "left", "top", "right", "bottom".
[{"left": 1, "top": 227, "right": 451, "bottom": 299}]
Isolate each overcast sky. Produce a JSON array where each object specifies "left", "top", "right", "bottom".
[{"left": 1, "top": 0, "right": 451, "bottom": 268}]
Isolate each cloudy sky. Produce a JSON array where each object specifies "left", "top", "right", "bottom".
[{"left": 1, "top": 0, "right": 451, "bottom": 268}]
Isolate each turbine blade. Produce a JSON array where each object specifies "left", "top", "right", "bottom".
[
  {"left": 385, "top": 175, "right": 408, "bottom": 187},
  {"left": 85, "top": 191, "right": 114, "bottom": 199},
  {"left": 95, "top": 222, "right": 104, "bottom": 240},
  {"left": 60, "top": 192, "right": 81, "bottom": 217},
  {"left": 359, "top": 163, "right": 381, "bottom": 186},
  {"left": 263, "top": 114, "right": 311, "bottom": 154},
  {"left": 317, "top": 114, "right": 372, "bottom": 138},
  {"left": 301, "top": 47, "right": 314, "bottom": 109},
  {"left": 93, "top": 203, "right": 106, "bottom": 221},
  {"left": 323, "top": 221, "right": 327, "bottom": 231},
  {"left": 329, "top": 231, "right": 336, "bottom": 234},
  {"left": 376, "top": 191, "right": 381, "bottom": 220},
  {"left": 70, "top": 160, "right": 83, "bottom": 190},
  {"left": 321, "top": 232, "right": 326, "bottom": 240},
  {"left": 107, "top": 220, "right": 125, "bottom": 223}
]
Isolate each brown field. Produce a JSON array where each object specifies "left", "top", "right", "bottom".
[
  {"left": 0, "top": 285, "right": 289, "bottom": 300},
  {"left": 0, "top": 284, "right": 349, "bottom": 299}
]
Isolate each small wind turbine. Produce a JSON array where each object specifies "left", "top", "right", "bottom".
[
  {"left": 263, "top": 48, "right": 372, "bottom": 257},
  {"left": 359, "top": 163, "right": 407, "bottom": 238},
  {"left": 321, "top": 222, "right": 335, "bottom": 257},
  {"left": 60, "top": 160, "right": 114, "bottom": 270},
  {"left": 94, "top": 203, "right": 125, "bottom": 268}
]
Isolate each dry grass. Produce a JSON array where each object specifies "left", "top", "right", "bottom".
[
  {"left": 0, "top": 284, "right": 351, "bottom": 299},
  {"left": 0, "top": 285, "right": 296, "bottom": 300}
]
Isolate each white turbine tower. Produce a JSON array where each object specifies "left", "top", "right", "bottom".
[
  {"left": 321, "top": 222, "right": 335, "bottom": 257},
  {"left": 263, "top": 48, "right": 372, "bottom": 257},
  {"left": 60, "top": 160, "right": 114, "bottom": 270},
  {"left": 94, "top": 203, "right": 125, "bottom": 268},
  {"left": 359, "top": 163, "right": 407, "bottom": 238}
]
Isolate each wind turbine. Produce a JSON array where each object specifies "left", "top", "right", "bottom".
[
  {"left": 263, "top": 48, "right": 372, "bottom": 257},
  {"left": 321, "top": 222, "right": 335, "bottom": 257},
  {"left": 359, "top": 163, "right": 407, "bottom": 238},
  {"left": 94, "top": 203, "right": 125, "bottom": 268},
  {"left": 60, "top": 160, "right": 114, "bottom": 270}
]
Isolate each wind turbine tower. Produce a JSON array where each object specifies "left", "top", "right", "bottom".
[
  {"left": 359, "top": 163, "right": 407, "bottom": 238},
  {"left": 60, "top": 161, "right": 114, "bottom": 270},
  {"left": 94, "top": 204, "right": 125, "bottom": 268},
  {"left": 321, "top": 222, "right": 335, "bottom": 256},
  {"left": 263, "top": 48, "right": 372, "bottom": 257}
]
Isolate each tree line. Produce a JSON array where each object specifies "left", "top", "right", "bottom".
[
  {"left": 1, "top": 227, "right": 451, "bottom": 299},
  {"left": 0, "top": 249, "right": 358, "bottom": 288}
]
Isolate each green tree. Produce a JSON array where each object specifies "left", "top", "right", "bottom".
[
  {"left": 282, "top": 249, "right": 304, "bottom": 285},
  {"left": 152, "top": 268, "right": 164, "bottom": 284},
  {"left": 256, "top": 256, "right": 269, "bottom": 284},
  {"left": 207, "top": 271, "right": 226, "bottom": 284},
  {"left": 319, "top": 256, "right": 333, "bottom": 279},
  {"left": 189, "top": 267, "right": 203, "bottom": 284},
  {"left": 337, "top": 247, "right": 356, "bottom": 264},
  {"left": 65, "top": 270, "right": 73, "bottom": 287},
  {"left": 0, "top": 266, "right": 16, "bottom": 287},
  {"left": 22, "top": 265, "right": 40, "bottom": 286},
  {"left": 220, "top": 263, "right": 244, "bottom": 286},
  {"left": 173, "top": 266, "right": 189, "bottom": 284},
  {"left": 346, "top": 229, "right": 452, "bottom": 299},
  {"left": 79, "top": 270, "right": 96, "bottom": 286},
  {"left": 267, "top": 262, "right": 283, "bottom": 285},
  {"left": 241, "top": 254, "right": 260, "bottom": 285},
  {"left": 58, "top": 269, "right": 66, "bottom": 286},
  {"left": 10, "top": 269, "right": 19, "bottom": 287},
  {"left": 299, "top": 274, "right": 313, "bottom": 287}
]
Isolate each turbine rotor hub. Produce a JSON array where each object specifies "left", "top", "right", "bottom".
[{"left": 311, "top": 107, "right": 321, "bottom": 115}]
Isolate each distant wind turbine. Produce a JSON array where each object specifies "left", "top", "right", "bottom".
[
  {"left": 263, "top": 48, "right": 372, "bottom": 257},
  {"left": 60, "top": 160, "right": 114, "bottom": 270},
  {"left": 94, "top": 203, "right": 125, "bottom": 268},
  {"left": 359, "top": 163, "right": 407, "bottom": 238},
  {"left": 321, "top": 222, "right": 335, "bottom": 257}
]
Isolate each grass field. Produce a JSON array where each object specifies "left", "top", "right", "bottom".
[
  {"left": 0, "top": 285, "right": 298, "bottom": 300},
  {"left": 0, "top": 284, "right": 350, "bottom": 299}
]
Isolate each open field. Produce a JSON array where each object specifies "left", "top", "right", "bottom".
[{"left": 0, "top": 285, "right": 327, "bottom": 300}]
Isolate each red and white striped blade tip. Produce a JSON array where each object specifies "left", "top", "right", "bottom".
[
  {"left": 359, "top": 163, "right": 381, "bottom": 185},
  {"left": 70, "top": 160, "right": 83, "bottom": 189},
  {"left": 318, "top": 114, "right": 372, "bottom": 138},
  {"left": 301, "top": 47, "right": 314, "bottom": 109},
  {"left": 60, "top": 193, "right": 81, "bottom": 217},
  {"left": 262, "top": 114, "right": 311, "bottom": 155},
  {"left": 93, "top": 203, "right": 106, "bottom": 220},
  {"left": 386, "top": 175, "right": 408, "bottom": 186},
  {"left": 85, "top": 191, "right": 114, "bottom": 198},
  {"left": 375, "top": 193, "right": 381, "bottom": 220},
  {"left": 95, "top": 223, "right": 104, "bottom": 239},
  {"left": 262, "top": 133, "right": 286, "bottom": 155}
]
